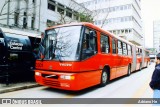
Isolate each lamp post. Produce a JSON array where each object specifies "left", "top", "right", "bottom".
[
  {"left": 7, "top": 0, "right": 10, "bottom": 26},
  {"left": 38, "top": 0, "right": 41, "bottom": 31}
]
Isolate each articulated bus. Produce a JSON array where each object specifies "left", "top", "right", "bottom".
[
  {"left": 149, "top": 54, "right": 156, "bottom": 62},
  {"left": 35, "top": 22, "right": 150, "bottom": 91},
  {"left": 133, "top": 46, "right": 150, "bottom": 71},
  {"left": 0, "top": 27, "right": 41, "bottom": 72}
]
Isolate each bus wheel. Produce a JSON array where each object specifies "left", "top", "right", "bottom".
[
  {"left": 146, "top": 62, "right": 148, "bottom": 68},
  {"left": 100, "top": 68, "right": 109, "bottom": 87},
  {"left": 127, "top": 65, "right": 131, "bottom": 76},
  {"left": 139, "top": 63, "right": 142, "bottom": 71}
]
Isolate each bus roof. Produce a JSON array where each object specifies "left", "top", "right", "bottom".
[
  {"left": 136, "top": 45, "right": 150, "bottom": 52},
  {"left": 0, "top": 27, "right": 41, "bottom": 38},
  {"left": 46, "top": 22, "right": 135, "bottom": 46}
]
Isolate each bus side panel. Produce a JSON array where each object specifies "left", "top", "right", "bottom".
[
  {"left": 131, "top": 45, "right": 137, "bottom": 72},
  {"left": 76, "top": 70, "right": 102, "bottom": 90},
  {"left": 110, "top": 67, "right": 116, "bottom": 80},
  {"left": 142, "top": 49, "right": 145, "bottom": 68},
  {"left": 115, "top": 55, "right": 131, "bottom": 77},
  {"left": 99, "top": 54, "right": 118, "bottom": 80},
  {"left": 116, "top": 55, "right": 123, "bottom": 77},
  {"left": 136, "top": 56, "right": 142, "bottom": 70}
]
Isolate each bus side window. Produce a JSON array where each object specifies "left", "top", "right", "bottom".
[
  {"left": 81, "top": 28, "right": 97, "bottom": 60},
  {"left": 101, "top": 34, "right": 109, "bottom": 53},
  {"left": 112, "top": 38, "right": 116, "bottom": 54},
  {"left": 122, "top": 42, "right": 127, "bottom": 55},
  {"left": 140, "top": 49, "right": 142, "bottom": 55},
  {"left": 128, "top": 45, "right": 132, "bottom": 56},
  {"left": 136, "top": 48, "right": 138, "bottom": 55},
  {"left": 118, "top": 41, "right": 122, "bottom": 55}
]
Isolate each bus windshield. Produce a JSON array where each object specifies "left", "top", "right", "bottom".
[{"left": 42, "top": 26, "right": 82, "bottom": 61}]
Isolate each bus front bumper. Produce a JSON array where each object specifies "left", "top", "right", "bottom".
[{"left": 35, "top": 69, "right": 101, "bottom": 91}]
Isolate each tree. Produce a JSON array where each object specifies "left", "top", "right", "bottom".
[
  {"left": 53, "top": 0, "right": 94, "bottom": 25},
  {"left": 78, "top": 12, "right": 94, "bottom": 23},
  {"left": 82, "top": 1, "right": 111, "bottom": 28},
  {"left": 100, "top": 10, "right": 110, "bottom": 28}
]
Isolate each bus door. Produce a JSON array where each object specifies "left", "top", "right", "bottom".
[
  {"left": 136, "top": 48, "right": 142, "bottom": 70},
  {"left": 109, "top": 38, "right": 117, "bottom": 80},
  {"left": 116, "top": 40, "right": 123, "bottom": 77},
  {"left": 121, "top": 42, "right": 128, "bottom": 75},
  {"left": 80, "top": 27, "right": 98, "bottom": 71}
]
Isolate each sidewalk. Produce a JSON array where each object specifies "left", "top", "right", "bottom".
[
  {"left": 0, "top": 72, "right": 40, "bottom": 94},
  {"left": 0, "top": 82, "right": 40, "bottom": 94}
]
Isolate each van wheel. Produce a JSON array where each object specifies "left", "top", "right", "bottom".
[
  {"left": 100, "top": 68, "right": 109, "bottom": 87},
  {"left": 127, "top": 65, "right": 131, "bottom": 76}
]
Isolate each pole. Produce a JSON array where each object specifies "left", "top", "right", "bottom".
[
  {"left": 7, "top": 0, "right": 10, "bottom": 26},
  {"left": 38, "top": 0, "right": 41, "bottom": 31}
]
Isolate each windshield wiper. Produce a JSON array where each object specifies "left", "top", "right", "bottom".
[{"left": 40, "top": 43, "right": 63, "bottom": 62}]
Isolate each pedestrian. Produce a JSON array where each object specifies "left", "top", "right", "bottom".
[{"left": 149, "top": 53, "right": 160, "bottom": 100}]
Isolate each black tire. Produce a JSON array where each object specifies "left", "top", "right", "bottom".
[
  {"left": 146, "top": 62, "right": 148, "bottom": 68},
  {"left": 100, "top": 68, "right": 109, "bottom": 87},
  {"left": 127, "top": 65, "right": 131, "bottom": 76},
  {"left": 139, "top": 63, "right": 142, "bottom": 71}
]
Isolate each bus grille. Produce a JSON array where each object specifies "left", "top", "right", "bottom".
[{"left": 42, "top": 79, "right": 60, "bottom": 87}]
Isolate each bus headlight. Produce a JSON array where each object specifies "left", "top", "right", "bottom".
[
  {"left": 60, "top": 75, "right": 75, "bottom": 80},
  {"left": 35, "top": 72, "right": 41, "bottom": 76}
]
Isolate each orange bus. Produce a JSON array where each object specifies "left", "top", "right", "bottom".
[
  {"left": 35, "top": 22, "right": 149, "bottom": 91},
  {"left": 142, "top": 49, "right": 150, "bottom": 68},
  {"left": 132, "top": 46, "right": 150, "bottom": 71}
]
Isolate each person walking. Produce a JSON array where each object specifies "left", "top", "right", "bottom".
[{"left": 149, "top": 53, "right": 160, "bottom": 99}]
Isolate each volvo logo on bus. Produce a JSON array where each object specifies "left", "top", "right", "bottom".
[
  {"left": 59, "top": 63, "right": 72, "bottom": 66},
  {"left": 49, "top": 65, "right": 52, "bottom": 70}
]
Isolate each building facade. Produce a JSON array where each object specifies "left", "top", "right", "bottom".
[
  {"left": 76, "top": 0, "right": 143, "bottom": 46},
  {"left": 0, "top": 0, "right": 90, "bottom": 34},
  {"left": 0, "top": 0, "right": 40, "bottom": 33},
  {"left": 153, "top": 20, "right": 160, "bottom": 53}
]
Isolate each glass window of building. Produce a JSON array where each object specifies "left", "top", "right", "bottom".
[
  {"left": 48, "top": 3, "right": 55, "bottom": 11},
  {"left": 66, "top": 8, "right": 72, "bottom": 18},
  {"left": 57, "top": 3, "right": 64, "bottom": 14}
]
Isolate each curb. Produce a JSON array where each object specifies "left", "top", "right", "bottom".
[{"left": 0, "top": 83, "right": 40, "bottom": 94}]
